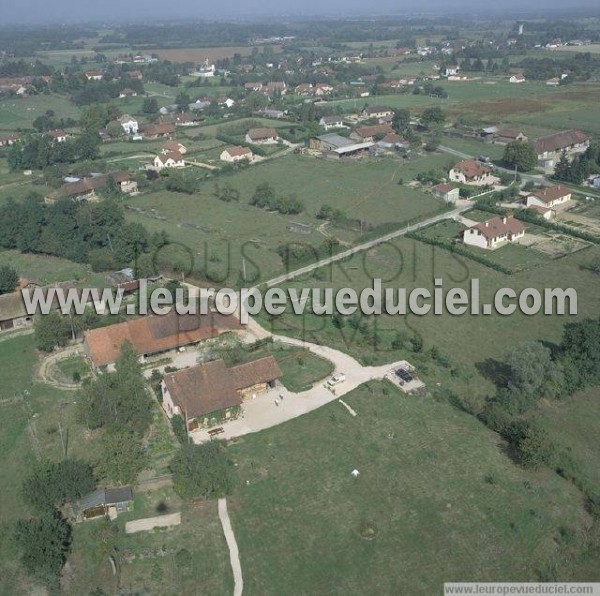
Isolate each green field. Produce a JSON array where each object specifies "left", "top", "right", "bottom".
[
  {"left": 535, "top": 388, "right": 600, "bottom": 498},
  {"left": 0, "top": 94, "right": 81, "bottom": 132},
  {"left": 124, "top": 154, "right": 449, "bottom": 285},
  {"left": 260, "top": 235, "right": 600, "bottom": 397},
  {"left": 228, "top": 382, "right": 592, "bottom": 594}
]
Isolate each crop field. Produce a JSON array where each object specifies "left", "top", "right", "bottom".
[
  {"left": 153, "top": 46, "right": 281, "bottom": 63},
  {"left": 227, "top": 381, "right": 592, "bottom": 595}
]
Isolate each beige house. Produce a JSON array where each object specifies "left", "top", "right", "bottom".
[
  {"left": 154, "top": 151, "right": 185, "bottom": 171},
  {"left": 463, "top": 215, "right": 525, "bottom": 250},
  {"left": 449, "top": 159, "right": 497, "bottom": 186},
  {"left": 245, "top": 128, "right": 279, "bottom": 144},
  {"left": 525, "top": 185, "right": 571, "bottom": 209},
  {"left": 220, "top": 146, "right": 253, "bottom": 162},
  {"left": 161, "top": 356, "right": 282, "bottom": 432}
]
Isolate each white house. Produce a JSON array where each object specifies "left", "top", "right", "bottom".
[
  {"left": 319, "top": 115, "right": 345, "bottom": 130},
  {"left": 84, "top": 70, "right": 104, "bottom": 81},
  {"left": 463, "top": 215, "right": 525, "bottom": 250},
  {"left": 509, "top": 73, "right": 526, "bottom": 83},
  {"left": 46, "top": 129, "right": 68, "bottom": 143},
  {"left": 118, "top": 114, "right": 139, "bottom": 135},
  {"left": 443, "top": 65, "right": 460, "bottom": 77},
  {"left": 154, "top": 151, "right": 185, "bottom": 171},
  {"left": 220, "top": 146, "right": 253, "bottom": 163},
  {"left": 449, "top": 159, "right": 497, "bottom": 186},
  {"left": 525, "top": 185, "right": 571, "bottom": 209}
]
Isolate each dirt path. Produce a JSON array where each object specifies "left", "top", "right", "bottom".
[
  {"left": 218, "top": 498, "right": 243, "bottom": 596},
  {"left": 35, "top": 345, "right": 85, "bottom": 390}
]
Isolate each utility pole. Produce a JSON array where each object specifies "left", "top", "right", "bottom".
[{"left": 242, "top": 257, "right": 247, "bottom": 282}]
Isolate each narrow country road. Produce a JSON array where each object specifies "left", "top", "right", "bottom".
[
  {"left": 218, "top": 498, "right": 243, "bottom": 596},
  {"left": 262, "top": 201, "right": 473, "bottom": 288}
]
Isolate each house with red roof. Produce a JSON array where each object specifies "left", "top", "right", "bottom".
[
  {"left": 449, "top": 159, "right": 497, "bottom": 186},
  {"left": 462, "top": 215, "right": 525, "bottom": 250}
]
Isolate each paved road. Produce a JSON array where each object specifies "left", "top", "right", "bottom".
[
  {"left": 262, "top": 200, "right": 473, "bottom": 288},
  {"left": 218, "top": 498, "right": 244, "bottom": 596}
]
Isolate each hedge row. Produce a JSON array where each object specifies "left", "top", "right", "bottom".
[{"left": 406, "top": 231, "right": 514, "bottom": 274}]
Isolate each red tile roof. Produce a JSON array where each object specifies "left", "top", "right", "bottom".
[
  {"left": 452, "top": 159, "right": 491, "bottom": 180},
  {"left": 528, "top": 185, "right": 570, "bottom": 205},
  {"left": 163, "top": 355, "right": 282, "bottom": 419},
  {"left": 470, "top": 216, "right": 525, "bottom": 240},
  {"left": 534, "top": 130, "right": 590, "bottom": 155},
  {"left": 224, "top": 145, "right": 252, "bottom": 157},
  {"left": 84, "top": 311, "right": 242, "bottom": 367}
]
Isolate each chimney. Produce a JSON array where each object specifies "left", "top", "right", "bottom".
[
  {"left": 502, "top": 216, "right": 507, "bottom": 224},
  {"left": 485, "top": 221, "right": 489, "bottom": 227}
]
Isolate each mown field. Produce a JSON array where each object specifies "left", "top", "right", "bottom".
[
  {"left": 227, "top": 381, "right": 593, "bottom": 595},
  {"left": 124, "top": 154, "right": 449, "bottom": 285},
  {"left": 259, "top": 234, "right": 600, "bottom": 394}
]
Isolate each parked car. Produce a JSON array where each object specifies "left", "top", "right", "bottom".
[{"left": 326, "top": 373, "right": 346, "bottom": 387}]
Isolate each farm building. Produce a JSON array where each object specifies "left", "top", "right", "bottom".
[
  {"left": 431, "top": 183, "right": 459, "bottom": 203},
  {"left": 45, "top": 172, "right": 137, "bottom": 203},
  {"left": 534, "top": 130, "right": 590, "bottom": 168},
  {"left": 161, "top": 356, "right": 282, "bottom": 432},
  {"left": 83, "top": 310, "right": 242, "bottom": 368},
  {"left": 75, "top": 487, "right": 133, "bottom": 521}
]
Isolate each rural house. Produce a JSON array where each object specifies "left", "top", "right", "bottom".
[
  {"left": 46, "top": 129, "right": 68, "bottom": 143},
  {"left": 161, "top": 356, "right": 283, "bottom": 432},
  {"left": 245, "top": 128, "right": 279, "bottom": 144},
  {"left": 509, "top": 73, "right": 526, "bottom": 83},
  {"left": 220, "top": 146, "right": 253, "bottom": 162},
  {"left": 83, "top": 310, "right": 242, "bottom": 368},
  {"left": 495, "top": 130, "right": 529, "bottom": 145},
  {"left": 361, "top": 106, "right": 394, "bottom": 120},
  {"left": 154, "top": 151, "right": 185, "bottom": 171},
  {"left": 319, "top": 115, "right": 345, "bottom": 130},
  {"left": 525, "top": 185, "right": 571, "bottom": 209},
  {"left": 141, "top": 122, "right": 175, "bottom": 138},
  {"left": 350, "top": 123, "right": 393, "bottom": 142},
  {"left": 449, "top": 159, "right": 497, "bottom": 186},
  {"left": 534, "top": 130, "right": 590, "bottom": 167},
  {"left": 463, "top": 215, "right": 525, "bottom": 249},
  {"left": 45, "top": 172, "right": 137, "bottom": 203},
  {"left": 117, "top": 114, "right": 139, "bottom": 135}
]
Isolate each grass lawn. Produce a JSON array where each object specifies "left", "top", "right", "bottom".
[
  {"left": 534, "top": 388, "right": 600, "bottom": 498},
  {"left": 0, "top": 250, "right": 106, "bottom": 287},
  {"left": 124, "top": 153, "right": 448, "bottom": 285},
  {"left": 0, "top": 94, "right": 81, "bottom": 132},
  {"left": 228, "top": 382, "right": 591, "bottom": 594},
  {"left": 258, "top": 235, "right": 600, "bottom": 396},
  {"left": 441, "top": 135, "right": 505, "bottom": 161}
]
